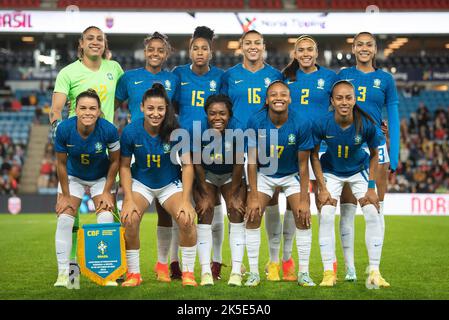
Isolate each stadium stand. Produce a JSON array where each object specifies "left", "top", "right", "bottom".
[{"left": 0, "top": 0, "right": 40, "bottom": 8}]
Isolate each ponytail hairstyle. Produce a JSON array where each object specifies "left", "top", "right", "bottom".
[
  {"left": 78, "top": 26, "right": 109, "bottom": 59},
  {"left": 282, "top": 35, "right": 318, "bottom": 82},
  {"left": 75, "top": 88, "right": 101, "bottom": 109},
  {"left": 144, "top": 31, "right": 173, "bottom": 55},
  {"left": 239, "top": 29, "right": 264, "bottom": 47},
  {"left": 190, "top": 26, "right": 215, "bottom": 50},
  {"left": 331, "top": 80, "right": 376, "bottom": 136},
  {"left": 353, "top": 31, "right": 377, "bottom": 69},
  {"left": 141, "top": 83, "right": 179, "bottom": 143}
]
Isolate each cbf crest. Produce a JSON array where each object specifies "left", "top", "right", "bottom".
[
  {"left": 317, "top": 78, "right": 325, "bottom": 90},
  {"left": 373, "top": 79, "right": 381, "bottom": 88},
  {"left": 264, "top": 77, "right": 271, "bottom": 88},
  {"left": 165, "top": 80, "right": 172, "bottom": 91},
  {"left": 210, "top": 80, "right": 217, "bottom": 92},
  {"left": 288, "top": 134, "right": 296, "bottom": 145},
  {"left": 163, "top": 143, "right": 171, "bottom": 153},
  {"left": 95, "top": 142, "right": 103, "bottom": 153},
  {"left": 354, "top": 134, "right": 362, "bottom": 145},
  {"left": 98, "top": 241, "right": 108, "bottom": 255}
]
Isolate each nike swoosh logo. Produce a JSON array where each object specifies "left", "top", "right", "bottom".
[
  {"left": 345, "top": 79, "right": 354, "bottom": 81},
  {"left": 235, "top": 80, "right": 243, "bottom": 84},
  {"left": 341, "top": 233, "right": 350, "bottom": 237},
  {"left": 56, "top": 252, "right": 65, "bottom": 255},
  {"left": 199, "top": 242, "right": 207, "bottom": 245},
  {"left": 374, "top": 244, "right": 382, "bottom": 247},
  {"left": 135, "top": 144, "right": 143, "bottom": 147},
  {"left": 181, "top": 82, "right": 189, "bottom": 86},
  {"left": 134, "top": 81, "right": 143, "bottom": 85},
  {"left": 325, "top": 136, "right": 335, "bottom": 139},
  {"left": 287, "top": 81, "right": 294, "bottom": 85},
  {"left": 66, "top": 144, "right": 75, "bottom": 147}
]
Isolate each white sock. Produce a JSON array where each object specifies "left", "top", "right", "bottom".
[
  {"left": 319, "top": 205, "right": 336, "bottom": 271},
  {"left": 363, "top": 204, "right": 383, "bottom": 272},
  {"left": 180, "top": 245, "right": 197, "bottom": 273},
  {"left": 170, "top": 218, "right": 180, "bottom": 262},
  {"left": 340, "top": 203, "right": 357, "bottom": 270},
  {"left": 126, "top": 249, "right": 140, "bottom": 274},
  {"left": 157, "top": 226, "right": 172, "bottom": 264},
  {"left": 264, "top": 204, "right": 281, "bottom": 263},
  {"left": 197, "top": 224, "right": 212, "bottom": 275},
  {"left": 211, "top": 205, "right": 224, "bottom": 263},
  {"left": 282, "top": 209, "right": 296, "bottom": 262},
  {"left": 379, "top": 201, "right": 385, "bottom": 239},
  {"left": 96, "top": 211, "right": 114, "bottom": 224},
  {"left": 296, "top": 228, "right": 312, "bottom": 273},
  {"left": 229, "top": 222, "right": 245, "bottom": 275},
  {"left": 246, "top": 228, "right": 261, "bottom": 274},
  {"left": 55, "top": 214, "right": 75, "bottom": 275}
]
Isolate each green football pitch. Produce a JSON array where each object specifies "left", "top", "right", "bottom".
[{"left": 1, "top": 214, "right": 448, "bottom": 300}]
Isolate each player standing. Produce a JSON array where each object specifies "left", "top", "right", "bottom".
[
  {"left": 281, "top": 35, "right": 338, "bottom": 281},
  {"left": 311, "top": 80, "right": 389, "bottom": 288},
  {"left": 338, "top": 32, "right": 399, "bottom": 281},
  {"left": 115, "top": 32, "right": 181, "bottom": 282},
  {"left": 119, "top": 83, "right": 198, "bottom": 287},
  {"left": 172, "top": 26, "right": 226, "bottom": 280},
  {"left": 221, "top": 30, "right": 282, "bottom": 280},
  {"left": 53, "top": 90, "right": 120, "bottom": 288},
  {"left": 245, "top": 80, "right": 313, "bottom": 287},
  {"left": 50, "top": 26, "right": 124, "bottom": 288}
]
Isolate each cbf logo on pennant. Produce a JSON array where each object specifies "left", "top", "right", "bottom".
[{"left": 77, "top": 223, "right": 127, "bottom": 286}]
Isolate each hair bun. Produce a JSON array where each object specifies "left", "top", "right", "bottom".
[{"left": 193, "top": 26, "right": 214, "bottom": 41}]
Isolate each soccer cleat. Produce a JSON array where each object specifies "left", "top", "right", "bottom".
[
  {"left": 244, "top": 272, "right": 261, "bottom": 287},
  {"left": 182, "top": 272, "right": 198, "bottom": 287},
  {"left": 170, "top": 261, "right": 182, "bottom": 280},
  {"left": 54, "top": 273, "right": 69, "bottom": 288},
  {"left": 104, "top": 280, "right": 118, "bottom": 287},
  {"left": 121, "top": 273, "right": 142, "bottom": 287},
  {"left": 200, "top": 273, "right": 214, "bottom": 286},
  {"left": 227, "top": 273, "right": 243, "bottom": 287},
  {"left": 68, "top": 262, "right": 80, "bottom": 289},
  {"left": 297, "top": 272, "right": 316, "bottom": 287},
  {"left": 154, "top": 262, "right": 171, "bottom": 282},
  {"left": 266, "top": 262, "right": 281, "bottom": 281},
  {"left": 320, "top": 270, "right": 337, "bottom": 287},
  {"left": 282, "top": 258, "right": 297, "bottom": 281},
  {"left": 365, "top": 270, "right": 390, "bottom": 289},
  {"left": 211, "top": 262, "right": 223, "bottom": 280},
  {"left": 345, "top": 267, "right": 357, "bottom": 282}
]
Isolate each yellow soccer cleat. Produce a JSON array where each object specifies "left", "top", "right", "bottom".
[
  {"left": 366, "top": 270, "right": 390, "bottom": 289},
  {"left": 54, "top": 273, "right": 69, "bottom": 288},
  {"left": 200, "top": 273, "right": 214, "bottom": 286},
  {"left": 266, "top": 261, "right": 281, "bottom": 281},
  {"left": 227, "top": 273, "right": 243, "bottom": 287},
  {"left": 182, "top": 272, "right": 198, "bottom": 287},
  {"left": 282, "top": 258, "right": 297, "bottom": 281},
  {"left": 319, "top": 270, "right": 337, "bottom": 287},
  {"left": 154, "top": 262, "right": 171, "bottom": 283}
]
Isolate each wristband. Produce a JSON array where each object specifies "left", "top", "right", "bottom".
[{"left": 368, "top": 180, "right": 376, "bottom": 189}]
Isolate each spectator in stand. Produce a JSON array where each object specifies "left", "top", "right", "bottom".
[{"left": 37, "top": 152, "right": 55, "bottom": 189}]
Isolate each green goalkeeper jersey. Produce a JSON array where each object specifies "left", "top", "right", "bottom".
[{"left": 54, "top": 59, "right": 124, "bottom": 123}]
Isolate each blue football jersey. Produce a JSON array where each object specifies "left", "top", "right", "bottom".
[
  {"left": 221, "top": 63, "right": 282, "bottom": 127},
  {"left": 172, "top": 64, "right": 224, "bottom": 129},
  {"left": 120, "top": 119, "right": 185, "bottom": 189},
  {"left": 285, "top": 65, "right": 338, "bottom": 121},
  {"left": 115, "top": 68, "right": 179, "bottom": 122},
  {"left": 191, "top": 116, "right": 246, "bottom": 175},
  {"left": 247, "top": 107, "right": 314, "bottom": 178},
  {"left": 338, "top": 66, "right": 400, "bottom": 170},
  {"left": 54, "top": 117, "right": 120, "bottom": 181},
  {"left": 312, "top": 112, "right": 381, "bottom": 177}
]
